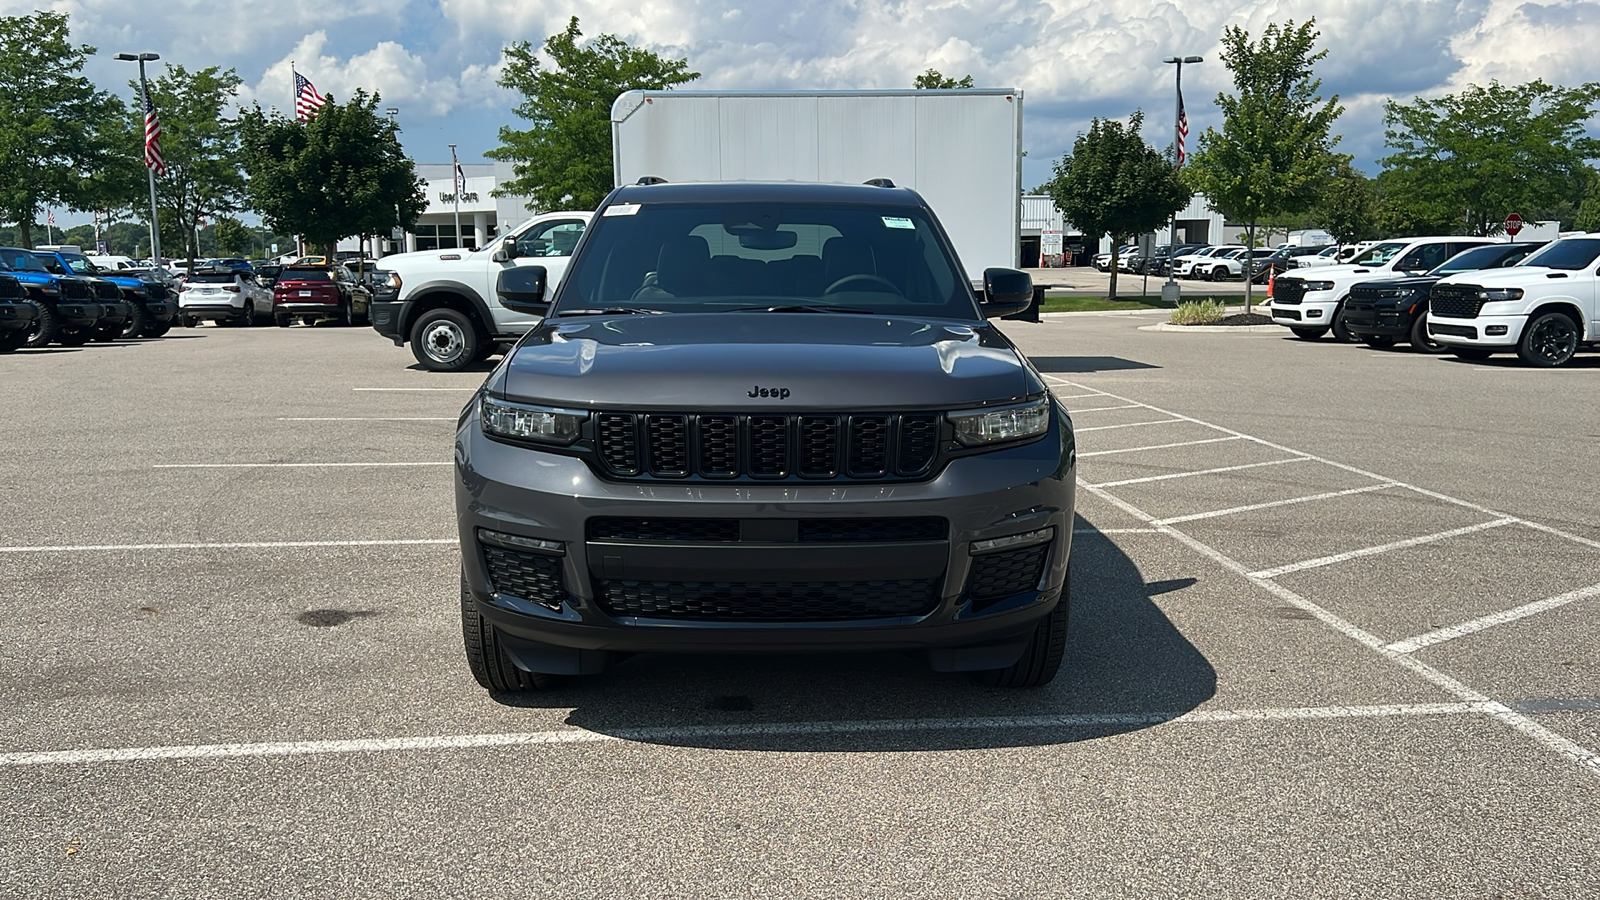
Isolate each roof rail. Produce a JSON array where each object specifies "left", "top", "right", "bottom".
[
  {"left": 863, "top": 178, "right": 896, "bottom": 188},
  {"left": 636, "top": 175, "right": 668, "bottom": 185}
]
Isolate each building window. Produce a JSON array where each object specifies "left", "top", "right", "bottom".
[{"left": 414, "top": 223, "right": 475, "bottom": 251}]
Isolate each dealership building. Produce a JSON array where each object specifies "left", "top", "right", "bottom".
[{"left": 379, "top": 161, "right": 536, "bottom": 255}]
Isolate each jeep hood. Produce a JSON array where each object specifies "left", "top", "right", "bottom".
[
  {"left": 1437, "top": 266, "right": 1552, "bottom": 288},
  {"left": 1285, "top": 263, "right": 1390, "bottom": 280},
  {"left": 496, "top": 313, "right": 1038, "bottom": 409}
]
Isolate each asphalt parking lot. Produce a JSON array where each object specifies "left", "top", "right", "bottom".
[{"left": 3, "top": 316, "right": 1597, "bottom": 898}]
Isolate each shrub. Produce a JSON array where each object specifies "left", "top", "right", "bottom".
[{"left": 1170, "top": 300, "right": 1226, "bottom": 325}]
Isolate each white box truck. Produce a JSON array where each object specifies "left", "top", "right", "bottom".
[{"left": 610, "top": 89, "right": 1024, "bottom": 284}]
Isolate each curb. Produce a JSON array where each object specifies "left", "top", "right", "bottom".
[{"left": 1138, "top": 322, "right": 1282, "bottom": 333}]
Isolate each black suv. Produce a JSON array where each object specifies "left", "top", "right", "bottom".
[
  {"left": 457, "top": 181, "right": 1076, "bottom": 691},
  {"left": 1344, "top": 242, "right": 1545, "bottom": 352},
  {"left": 0, "top": 272, "right": 38, "bottom": 352}
]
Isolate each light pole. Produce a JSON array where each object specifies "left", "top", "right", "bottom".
[
  {"left": 115, "top": 52, "right": 162, "bottom": 265},
  {"left": 448, "top": 142, "right": 463, "bottom": 250},
  {"left": 1161, "top": 55, "right": 1202, "bottom": 302}
]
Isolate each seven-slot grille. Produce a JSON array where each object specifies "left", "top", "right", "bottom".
[
  {"left": 1429, "top": 284, "right": 1485, "bottom": 319},
  {"left": 92, "top": 281, "right": 120, "bottom": 300},
  {"left": 59, "top": 279, "right": 92, "bottom": 300},
  {"left": 1271, "top": 279, "right": 1307, "bottom": 305},
  {"left": 595, "top": 412, "right": 942, "bottom": 481}
]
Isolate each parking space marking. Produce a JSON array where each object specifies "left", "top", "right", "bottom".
[
  {"left": 279, "top": 417, "right": 456, "bottom": 421},
  {"left": 1053, "top": 392, "right": 1113, "bottom": 400},
  {"left": 1386, "top": 582, "right": 1600, "bottom": 654},
  {"left": 1248, "top": 519, "right": 1518, "bottom": 579},
  {"left": 1088, "top": 457, "right": 1309, "bottom": 489},
  {"left": 1078, "top": 436, "right": 1243, "bottom": 459},
  {"left": 152, "top": 462, "right": 452, "bottom": 469},
  {"left": 0, "top": 702, "right": 1495, "bottom": 768},
  {"left": 1066, "top": 403, "right": 1144, "bottom": 413},
  {"left": 1044, "top": 375, "right": 1600, "bottom": 779},
  {"left": 1152, "top": 483, "right": 1400, "bottom": 526},
  {"left": 1074, "top": 527, "right": 1161, "bottom": 535},
  {"left": 0, "top": 539, "right": 455, "bottom": 554},
  {"left": 352, "top": 387, "right": 478, "bottom": 392},
  {"left": 1075, "top": 419, "right": 1187, "bottom": 433}
]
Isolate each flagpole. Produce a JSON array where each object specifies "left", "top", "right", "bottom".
[
  {"left": 1161, "top": 55, "right": 1201, "bottom": 298},
  {"left": 449, "top": 143, "right": 463, "bottom": 250}
]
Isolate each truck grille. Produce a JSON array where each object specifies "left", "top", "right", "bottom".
[
  {"left": 59, "top": 279, "right": 92, "bottom": 301},
  {"left": 144, "top": 282, "right": 170, "bottom": 300},
  {"left": 1430, "top": 285, "right": 1484, "bottom": 319},
  {"left": 965, "top": 544, "right": 1050, "bottom": 611},
  {"left": 596, "top": 577, "right": 941, "bottom": 621},
  {"left": 594, "top": 412, "right": 942, "bottom": 481},
  {"left": 92, "top": 281, "right": 120, "bottom": 300},
  {"left": 0, "top": 275, "right": 22, "bottom": 300},
  {"left": 1272, "top": 280, "right": 1306, "bottom": 305},
  {"left": 483, "top": 545, "right": 567, "bottom": 611}
]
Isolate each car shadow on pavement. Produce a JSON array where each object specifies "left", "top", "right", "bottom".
[
  {"left": 1029, "top": 356, "right": 1160, "bottom": 373},
  {"left": 503, "top": 517, "right": 1216, "bottom": 752},
  {"left": 1440, "top": 355, "right": 1600, "bottom": 369}
]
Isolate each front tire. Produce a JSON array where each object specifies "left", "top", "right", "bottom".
[
  {"left": 275, "top": 313, "right": 291, "bottom": 328},
  {"left": 461, "top": 576, "right": 559, "bottom": 692},
  {"left": 410, "top": 307, "right": 481, "bottom": 372},
  {"left": 1330, "top": 304, "right": 1355, "bottom": 342},
  {"left": 120, "top": 302, "right": 146, "bottom": 339},
  {"left": 1517, "top": 311, "right": 1580, "bottom": 367},
  {"left": 973, "top": 576, "right": 1069, "bottom": 689},
  {"left": 142, "top": 320, "right": 172, "bottom": 338},
  {"left": 1290, "top": 327, "right": 1327, "bottom": 341},
  {"left": 1409, "top": 313, "right": 1449, "bottom": 354},
  {"left": 25, "top": 302, "right": 56, "bottom": 348},
  {"left": 55, "top": 327, "right": 92, "bottom": 347}
]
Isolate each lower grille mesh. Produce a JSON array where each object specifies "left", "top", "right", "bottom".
[
  {"left": 597, "top": 578, "right": 940, "bottom": 621},
  {"left": 483, "top": 545, "right": 567, "bottom": 610},
  {"left": 965, "top": 544, "right": 1050, "bottom": 610}
]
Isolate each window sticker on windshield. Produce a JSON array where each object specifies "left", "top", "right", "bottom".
[
  {"left": 882, "top": 217, "right": 915, "bottom": 230},
  {"left": 603, "top": 204, "right": 642, "bottom": 217}
]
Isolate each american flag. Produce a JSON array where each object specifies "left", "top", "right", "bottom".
[
  {"left": 1176, "top": 89, "right": 1189, "bottom": 167},
  {"left": 294, "top": 70, "right": 326, "bottom": 121},
  {"left": 143, "top": 88, "right": 165, "bottom": 176}
]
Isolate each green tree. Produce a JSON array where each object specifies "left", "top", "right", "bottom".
[
  {"left": 240, "top": 91, "right": 427, "bottom": 256},
  {"left": 489, "top": 17, "right": 699, "bottom": 211},
  {"left": 1574, "top": 173, "right": 1600, "bottom": 232},
  {"left": 0, "top": 11, "right": 131, "bottom": 247},
  {"left": 1185, "top": 19, "right": 1343, "bottom": 313},
  {"left": 133, "top": 64, "right": 247, "bottom": 268},
  {"left": 1309, "top": 160, "right": 1378, "bottom": 243},
  {"left": 1381, "top": 80, "right": 1600, "bottom": 236},
  {"left": 1044, "top": 110, "right": 1192, "bottom": 300},
  {"left": 914, "top": 69, "right": 975, "bottom": 89},
  {"left": 211, "top": 216, "right": 254, "bottom": 255}
]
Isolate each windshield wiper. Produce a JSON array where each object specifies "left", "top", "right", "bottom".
[
  {"left": 730, "top": 304, "right": 879, "bottom": 314},
  {"left": 553, "top": 307, "right": 668, "bottom": 317}
]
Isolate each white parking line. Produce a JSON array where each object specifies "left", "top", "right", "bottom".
[
  {"left": 1152, "top": 483, "right": 1400, "bottom": 525},
  {"left": 1074, "top": 419, "right": 1186, "bottom": 433},
  {"left": 1066, "top": 404, "right": 1144, "bottom": 413},
  {"left": 1249, "top": 519, "right": 1518, "bottom": 579},
  {"left": 1073, "top": 527, "right": 1161, "bottom": 535},
  {"left": 279, "top": 417, "right": 456, "bottom": 421},
  {"left": 0, "top": 539, "right": 455, "bottom": 554},
  {"left": 0, "top": 702, "right": 1494, "bottom": 767},
  {"left": 1387, "top": 582, "right": 1600, "bottom": 654},
  {"left": 1088, "top": 457, "right": 1308, "bottom": 489},
  {"left": 352, "top": 387, "right": 477, "bottom": 392},
  {"left": 1052, "top": 392, "right": 1112, "bottom": 400},
  {"left": 153, "top": 462, "right": 452, "bottom": 469},
  {"left": 1078, "top": 436, "right": 1242, "bottom": 458}
]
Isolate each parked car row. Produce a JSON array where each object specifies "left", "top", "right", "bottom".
[{"left": 1268, "top": 234, "right": 1598, "bottom": 367}]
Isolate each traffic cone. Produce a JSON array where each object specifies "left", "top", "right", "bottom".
[{"left": 1267, "top": 270, "right": 1275, "bottom": 298}]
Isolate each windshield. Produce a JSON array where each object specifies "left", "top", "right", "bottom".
[
  {"left": 1519, "top": 237, "right": 1600, "bottom": 271},
  {"left": 0, "top": 249, "right": 48, "bottom": 272},
  {"left": 555, "top": 202, "right": 976, "bottom": 318},
  {"left": 1431, "top": 244, "right": 1535, "bottom": 275},
  {"left": 1350, "top": 242, "right": 1407, "bottom": 266},
  {"left": 60, "top": 253, "right": 98, "bottom": 275}
]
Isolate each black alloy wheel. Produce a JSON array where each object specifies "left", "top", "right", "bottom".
[
  {"left": 1517, "top": 312, "right": 1580, "bottom": 367},
  {"left": 24, "top": 302, "right": 57, "bottom": 348}
]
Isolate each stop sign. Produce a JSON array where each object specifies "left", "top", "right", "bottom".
[{"left": 1505, "top": 213, "right": 1524, "bottom": 236}]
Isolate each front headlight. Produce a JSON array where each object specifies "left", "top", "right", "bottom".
[
  {"left": 1479, "top": 288, "right": 1524, "bottom": 302},
  {"left": 480, "top": 395, "right": 587, "bottom": 445},
  {"left": 949, "top": 397, "right": 1050, "bottom": 447},
  {"left": 1301, "top": 281, "right": 1335, "bottom": 292},
  {"left": 1377, "top": 289, "right": 1413, "bottom": 299}
]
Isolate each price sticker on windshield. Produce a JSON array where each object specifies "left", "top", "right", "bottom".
[
  {"left": 603, "top": 204, "right": 642, "bottom": 217},
  {"left": 881, "top": 217, "right": 915, "bottom": 230}
]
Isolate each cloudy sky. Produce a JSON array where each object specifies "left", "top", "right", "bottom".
[{"left": 23, "top": 0, "right": 1600, "bottom": 225}]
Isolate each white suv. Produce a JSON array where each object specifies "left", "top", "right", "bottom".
[
  {"left": 1173, "top": 245, "right": 1243, "bottom": 279},
  {"left": 1428, "top": 234, "right": 1599, "bottom": 366},
  {"left": 178, "top": 269, "right": 274, "bottom": 326},
  {"left": 1269, "top": 236, "right": 1497, "bottom": 341}
]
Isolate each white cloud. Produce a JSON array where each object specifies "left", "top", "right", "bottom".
[{"left": 243, "top": 34, "right": 470, "bottom": 116}]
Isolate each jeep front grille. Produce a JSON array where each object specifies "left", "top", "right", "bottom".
[
  {"left": 594, "top": 412, "right": 942, "bottom": 482},
  {"left": 1430, "top": 284, "right": 1485, "bottom": 319},
  {"left": 59, "top": 279, "right": 92, "bottom": 301}
]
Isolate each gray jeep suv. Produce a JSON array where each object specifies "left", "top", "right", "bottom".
[{"left": 457, "top": 181, "right": 1077, "bottom": 690}]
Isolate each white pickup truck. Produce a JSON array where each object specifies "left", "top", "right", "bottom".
[
  {"left": 370, "top": 210, "right": 593, "bottom": 371},
  {"left": 1269, "top": 236, "right": 1496, "bottom": 341},
  {"left": 1427, "top": 234, "right": 1600, "bottom": 366}
]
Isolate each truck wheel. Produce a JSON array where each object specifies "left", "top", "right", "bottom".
[
  {"left": 1409, "top": 313, "right": 1448, "bottom": 353},
  {"left": 461, "top": 576, "right": 559, "bottom": 692},
  {"left": 120, "top": 302, "right": 146, "bottom": 339},
  {"left": 337, "top": 302, "right": 353, "bottom": 327},
  {"left": 142, "top": 320, "right": 171, "bottom": 338},
  {"left": 1359, "top": 334, "right": 1395, "bottom": 349},
  {"left": 0, "top": 328, "right": 26, "bottom": 352},
  {"left": 1450, "top": 348, "right": 1493, "bottom": 361},
  {"left": 274, "top": 313, "right": 291, "bottom": 328},
  {"left": 56, "top": 327, "right": 92, "bottom": 347},
  {"left": 180, "top": 315, "right": 198, "bottom": 328},
  {"left": 973, "top": 574, "right": 1069, "bottom": 689},
  {"left": 410, "top": 308, "right": 480, "bottom": 372},
  {"left": 25, "top": 303, "right": 57, "bottom": 348},
  {"left": 1290, "top": 327, "right": 1327, "bottom": 340},
  {"left": 91, "top": 326, "right": 119, "bottom": 343},
  {"left": 1331, "top": 305, "right": 1355, "bottom": 342},
  {"left": 233, "top": 302, "right": 255, "bottom": 327},
  {"left": 1517, "top": 311, "right": 1579, "bottom": 367}
]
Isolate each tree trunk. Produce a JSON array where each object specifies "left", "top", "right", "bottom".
[
  {"left": 1108, "top": 241, "right": 1120, "bottom": 300},
  {"left": 18, "top": 222, "right": 32, "bottom": 249},
  {"left": 1244, "top": 220, "right": 1256, "bottom": 316}
]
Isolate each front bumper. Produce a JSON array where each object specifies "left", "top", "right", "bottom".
[
  {"left": 1344, "top": 302, "right": 1418, "bottom": 338},
  {"left": 456, "top": 403, "right": 1076, "bottom": 669},
  {"left": 1428, "top": 313, "right": 1526, "bottom": 348},
  {"left": 370, "top": 299, "right": 409, "bottom": 344},
  {"left": 96, "top": 300, "right": 131, "bottom": 327},
  {"left": 135, "top": 298, "right": 176, "bottom": 323},
  {"left": 54, "top": 301, "right": 103, "bottom": 327},
  {"left": 0, "top": 300, "right": 37, "bottom": 330},
  {"left": 1270, "top": 291, "right": 1337, "bottom": 327}
]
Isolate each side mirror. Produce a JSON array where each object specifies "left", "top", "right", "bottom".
[
  {"left": 491, "top": 236, "right": 519, "bottom": 263},
  {"left": 980, "top": 267, "right": 1034, "bottom": 318},
  {"left": 496, "top": 265, "right": 548, "bottom": 315}
]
